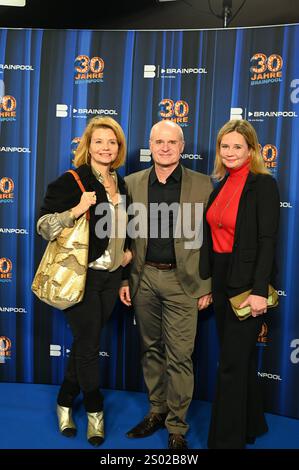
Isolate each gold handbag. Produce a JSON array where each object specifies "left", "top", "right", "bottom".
[
  {"left": 31, "top": 170, "right": 89, "bottom": 310},
  {"left": 229, "top": 285, "right": 279, "bottom": 321}
]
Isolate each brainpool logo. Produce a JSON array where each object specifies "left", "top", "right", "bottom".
[
  {"left": 0, "top": 228, "right": 28, "bottom": 235},
  {"left": 50, "top": 344, "right": 109, "bottom": 358},
  {"left": 0, "top": 63, "right": 34, "bottom": 71},
  {"left": 0, "top": 177, "right": 14, "bottom": 203},
  {"left": 72, "top": 107, "right": 117, "bottom": 119},
  {"left": 230, "top": 108, "right": 244, "bottom": 120},
  {"left": 144, "top": 150, "right": 203, "bottom": 163},
  {"left": 248, "top": 111, "right": 297, "bottom": 119},
  {"left": 258, "top": 372, "right": 282, "bottom": 380},
  {"left": 230, "top": 107, "right": 298, "bottom": 122},
  {"left": 0, "top": 147, "right": 30, "bottom": 153},
  {"left": 144, "top": 65, "right": 156, "bottom": 78},
  {"left": 56, "top": 104, "right": 68, "bottom": 118},
  {"left": 140, "top": 149, "right": 151, "bottom": 163},
  {"left": 56, "top": 104, "right": 117, "bottom": 119},
  {"left": 50, "top": 344, "right": 65, "bottom": 357},
  {"left": 0, "top": 307, "right": 27, "bottom": 313},
  {"left": 181, "top": 153, "right": 203, "bottom": 160},
  {"left": 277, "top": 289, "right": 287, "bottom": 297},
  {"left": 144, "top": 64, "right": 207, "bottom": 79}
]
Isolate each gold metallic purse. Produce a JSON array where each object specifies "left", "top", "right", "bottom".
[
  {"left": 31, "top": 170, "right": 89, "bottom": 310},
  {"left": 229, "top": 285, "right": 278, "bottom": 321}
]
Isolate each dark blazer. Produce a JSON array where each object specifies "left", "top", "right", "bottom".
[
  {"left": 200, "top": 172, "right": 280, "bottom": 298},
  {"left": 39, "top": 164, "right": 129, "bottom": 264}
]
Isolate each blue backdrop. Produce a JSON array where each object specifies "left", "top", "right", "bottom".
[{"left": 0, "top": 24, "right": 298, "bottom": 419}]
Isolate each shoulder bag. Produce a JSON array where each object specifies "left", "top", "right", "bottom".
[{"left": 31, "top": 170, "right": 89, "bottom": 310}]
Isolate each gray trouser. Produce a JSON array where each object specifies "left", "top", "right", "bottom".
[{"left": 133, "top": 264, "right": 198, "bottom": 435}]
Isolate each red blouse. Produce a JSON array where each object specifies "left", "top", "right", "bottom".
[{"left": 206, "top": 162, "right": 249, "bottom": 253}]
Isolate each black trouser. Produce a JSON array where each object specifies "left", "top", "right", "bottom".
[
  {"left": 57, "top": 267, "right": 122, "bottom": 412},
  {"left": 208, "top": 253, "right": 268, "bottom": 449}
]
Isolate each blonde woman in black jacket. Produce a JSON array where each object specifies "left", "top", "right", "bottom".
[
  {"left": 200, "top": 119, "right": 280, "bottom": 449},
  {"left": 37, "top": 117, "right": 131, "bottom": 446}
]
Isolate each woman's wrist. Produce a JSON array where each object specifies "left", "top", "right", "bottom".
[{"left": 70, "top": 206, "right": 82, "bottom": 219}]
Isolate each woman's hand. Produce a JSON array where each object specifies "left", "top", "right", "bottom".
[
  {"left": 70, "top": 191, "right": 97, "bottom": 219},
  {"left": 238, "top": 294, "right": 268, "bottom": 317},
  {"left": 121, "top": 249, "right": 133, "bottom": 267},
  {"left": 119, "top": 286, "right": 132, "bottom": 306}
]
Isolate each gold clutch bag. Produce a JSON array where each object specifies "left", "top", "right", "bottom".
[
  {"left": 229, "top": 285, "right": 278, "bottom": 321},
  {"left": 31, "top": 170, "right": 90, "bottom": 310}
]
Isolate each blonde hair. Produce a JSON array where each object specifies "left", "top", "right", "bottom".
[
  {"left": 212, "top": 119, "right": 270, "bottom": 181},
  {"left": 73, "top": 117, "right": 126, "bottom": 169}
]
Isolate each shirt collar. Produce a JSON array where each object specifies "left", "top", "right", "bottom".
[
  {"left": 149, "top": 164, "right": 182, "bottom": 185},
  {"left": 91, "top": 165, "right": 116, "bottom": 184}
]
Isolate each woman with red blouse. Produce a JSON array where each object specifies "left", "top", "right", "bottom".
[{"left": 200, "top": 119, "right": 280, "bottom": 449}]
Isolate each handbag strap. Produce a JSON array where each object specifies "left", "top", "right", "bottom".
[{"left": 67, "top": 169, "right": 90, "bottom": 221}]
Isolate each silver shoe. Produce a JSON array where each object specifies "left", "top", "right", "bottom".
[
  {"left": 56, "top": 404, "right": 77, "bottom": 437},
  {"left": 87, "top": 411, "right": 104, "bottom": 446}
]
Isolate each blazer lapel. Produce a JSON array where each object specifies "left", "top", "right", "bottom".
[
  {"left": 137, "top": 168, "right": 151, "bottom": 208},
  {"left": 180, "top": 165, "right": 192, "bottom": 204},
  {"left": 179, "top": 165, "right": 200, "bottom": 237},
  {"left": 135, "top": 168, "right": 151, "bottom": 251},
  {"left": 234, "top": 172, "right": 256, "bottom": 242}
]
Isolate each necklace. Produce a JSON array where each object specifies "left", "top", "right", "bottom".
[{"left": 213, "top": 184, "right": 241, "bottom": 229}]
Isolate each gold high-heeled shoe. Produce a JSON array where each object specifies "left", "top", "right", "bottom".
[
  {"left": 87, "top": 411, "right": 104, "bottom": 446},
  {"left": 56, "top": 404, "right": 77, "bottom": 437}
]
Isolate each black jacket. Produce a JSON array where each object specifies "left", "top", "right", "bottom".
[
  {"left": 39, "top": 164, "right": 130, "bottom": 264},
  {"left": 200, "top": 172, "right": 280, "bottom": 298}
]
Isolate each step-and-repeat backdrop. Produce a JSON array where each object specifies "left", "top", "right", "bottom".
[{"left": 0, "top": 24, "right": 298, "bottom": 419}]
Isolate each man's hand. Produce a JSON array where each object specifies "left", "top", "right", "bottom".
[
  {"left": 119, "top": 286, "right": 132, "bottom": 306},
  {"left": 198, "top": 293, "right": 212, "bottom": 311}
]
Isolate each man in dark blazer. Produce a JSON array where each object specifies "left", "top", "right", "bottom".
[{"left": 119, "top": 120, "right": 213, "bottom": 449}]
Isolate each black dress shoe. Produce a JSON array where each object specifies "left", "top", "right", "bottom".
[
  {"left": 126, "top": 412, "right": 167, "bottom": 438},
  {"left": 168, "top": 433, "right": 188, "bottom": 449}
]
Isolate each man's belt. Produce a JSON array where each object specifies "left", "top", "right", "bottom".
[{"left": 145, "top": 261, "right": 176, "bottom": 270}]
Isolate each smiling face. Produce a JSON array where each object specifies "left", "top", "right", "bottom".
[
  {"left": 149, "top": 121, "right": 185, "bottom": 170},
  {"left": 89, "top": 127, "right": 119, "bottom": 170},
  {"left": 219, "top": 131, "right": 251, "bottom": 170}
]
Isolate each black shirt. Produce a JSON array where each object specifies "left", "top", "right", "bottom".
[{"left": 146, "top": 164, "right": 182, "bottom": 264}]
